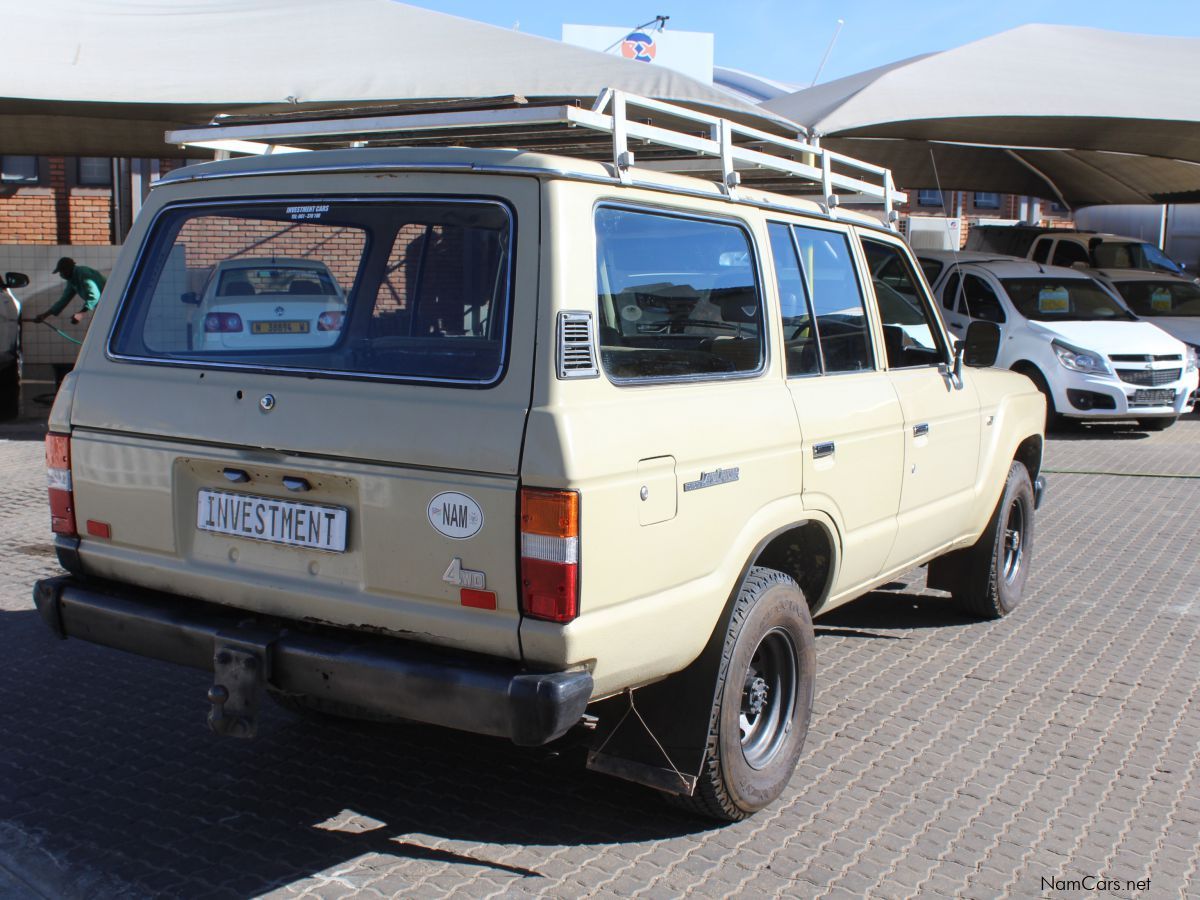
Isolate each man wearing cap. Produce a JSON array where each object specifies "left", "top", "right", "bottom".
[{"left": 34, "top": 257, "right": 106, "bottom": 325}]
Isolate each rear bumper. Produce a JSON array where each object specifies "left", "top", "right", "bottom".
[{"left": 33, "top": 575, "right": 592, "bottom": 746}]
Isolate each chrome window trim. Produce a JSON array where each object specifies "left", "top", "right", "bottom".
[
  {"left": 592, "top": 200, "right": 771, "bottom": 388},
  {"left": 105, "top": 195, "right": 518, "bottom": 389}
]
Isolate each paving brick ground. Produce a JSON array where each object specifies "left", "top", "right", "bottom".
[{"left": 1, "top": 411, "right": 1198, "bottom": 899}]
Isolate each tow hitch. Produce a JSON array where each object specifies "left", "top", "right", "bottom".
[{"left": 207, "top": 629, "right": 275, "bottom": 738}]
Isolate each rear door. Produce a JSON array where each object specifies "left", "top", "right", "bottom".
[
  {"left": 67, "top": 173, "right": 540, "bottom": 659},
  {"left": 857, "top": 232, "right": 982, "bottom": 568},
  {"left": 769, "top": 220, "right": 905, "bottom": 592}
]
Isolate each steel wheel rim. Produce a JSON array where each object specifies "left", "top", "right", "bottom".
[
  {"left": 1002, "top": 495, "right": 1028, "bottom": 584},
  {"left": 739, "top": 627, "right": 799, "bottom": 770}
]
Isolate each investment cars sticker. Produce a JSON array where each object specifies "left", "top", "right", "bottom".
[
  {"left": 1037, "top": 286, "right": 1070, "bottom": 314},
  {"left": 428, "top": 491, "right": 484, "bottom": 539},
  {"left": 1151, "top": 288, "right": 1173, "bottom": 312}
]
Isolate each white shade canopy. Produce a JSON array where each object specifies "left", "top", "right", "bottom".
[
  {"left": 764, "top": 25, "right": 1200, "bottom": 206},
  {"left": 0, "top": 0, "right": 785, "bottom": 157}
]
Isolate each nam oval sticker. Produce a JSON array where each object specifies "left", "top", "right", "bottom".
[{"left": 428, "top": 491, "right": 484, "bottom": 540}]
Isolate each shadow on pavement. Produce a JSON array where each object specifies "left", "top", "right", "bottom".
[
  {"left": 0, "top": 607, "right": 713, "bottom": 898},
  {"left": 1046, "top": 422, "right": 1150, "bottom": 441},
  {"left": 816, "top": 586, "right": 978, "bottom": 632}
]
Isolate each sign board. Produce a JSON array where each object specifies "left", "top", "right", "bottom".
[{"left": 562, "top": 24, "right": 714, "bottom": 84}]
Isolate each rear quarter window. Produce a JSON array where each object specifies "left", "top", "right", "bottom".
[
  {"left": 109, "top": 199, "right": 514, "bottom": 386},
  {"left": 595, "top": 206, "right": 764, "bottom": 382}
]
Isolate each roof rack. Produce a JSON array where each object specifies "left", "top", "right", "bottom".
[{"left": 166, "top": 90, "right": 905, "bottom": 224}]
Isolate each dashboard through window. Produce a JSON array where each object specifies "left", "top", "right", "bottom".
[{"left": 595, "top": 207, "right": 764, "bottom": 381}]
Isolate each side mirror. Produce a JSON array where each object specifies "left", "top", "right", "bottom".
[
  {"left": 962, "top": 321, "right": 1001, "bottom": 367},
  {"left": 4, "top": 272, "right": 29, "bottom": 289},
  {"left": 180, "top": 291, "right": 200, "bottom": 305}
]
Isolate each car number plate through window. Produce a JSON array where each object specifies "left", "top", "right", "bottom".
[
  {"left": 197, "top": 489, "right": 348, "bottom": 552},
  {"left": 251, "top": 320, "right": 310, "bottom": 334}
]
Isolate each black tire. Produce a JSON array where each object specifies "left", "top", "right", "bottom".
[
  {"left": 1137, "top": 417, "right": 1177, "bottom": 432},
  {"left": 670, "top": 567, "right": 815, "bottom": 822},
  {"left": 952, "top": 461, "right": 1036, "bottom": 619},
  {"left": 0, "top": 363, "right": 18, "bottom": 422}
]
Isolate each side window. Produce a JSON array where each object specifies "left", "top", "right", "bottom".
[
  {"left": 595, "top": 207, "right": 763, "bottom": 381},
  {"left": 919, "top": 258, "right": 944, "bottom": 286},
  {"left": 962, "top": 275, "right": 1007, "bottom": 323},
  {"left": 791, "top": 225, "right": 873, "bottom": 373},
  {"left": 861, "top": 237, "right": 948, "bottom": 369},
  {"left": 941, "top": 271, "right": 961, "bottom": 311},
  {"left": 1052, "top": 240, "right": 1089, "bottom": 268},
  {"left": 768, "top": 222, "right": 819, "bottom": 375},
  {"left": 1031, "top": 238, "right": 1052, "bottom": 264}
]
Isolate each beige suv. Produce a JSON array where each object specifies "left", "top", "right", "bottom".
[{"left": 33, "top": 97, "right": 1046, "bottom": 821}]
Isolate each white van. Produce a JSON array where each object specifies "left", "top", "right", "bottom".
[{"left": 921, "top": 253, "right": 1198, "bottom": 430}]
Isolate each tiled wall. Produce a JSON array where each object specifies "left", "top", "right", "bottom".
[{"left": 0, "top": 244, "right": 122, "bottom": 368}]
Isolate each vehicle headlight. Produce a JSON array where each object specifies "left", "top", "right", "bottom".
[
  {"left": 1052, "top": 340, "right": 1112, "bottom": 376},
  {"left": 1187, "top": 344, "right": 1199, "bottom": 373}
]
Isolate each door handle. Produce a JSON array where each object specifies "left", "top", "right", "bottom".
[
  {"left": 913, "top": 423, "right": 930, "bottom": 438},
  {"left": 813, "top": 441, "right": 836, "bottom": 459}
]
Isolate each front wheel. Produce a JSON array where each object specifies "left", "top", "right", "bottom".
[
  {"left": 953, "top": 461, "right": 1036, "bottom": 619},
  {"left": 1137, "top": 417, "right": 1177, "bottom": 432},
  {"left": 670, "top": 567, "right": 815, "bottom": 821}
]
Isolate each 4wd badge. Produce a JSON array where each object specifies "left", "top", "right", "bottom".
[{"left": 428, "top": 491, "right": 484, "bottom": 540}]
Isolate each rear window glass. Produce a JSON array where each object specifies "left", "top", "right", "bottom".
[
  {"left": 109, "top": 200, "right": 513, "bottom": 385},
  {"left": 595, "top": 206, "right": 764, "bottom": 381}
]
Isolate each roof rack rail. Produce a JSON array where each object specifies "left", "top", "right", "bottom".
[{"left": 167, "top": 89, "right": 905, "bottom": 224}]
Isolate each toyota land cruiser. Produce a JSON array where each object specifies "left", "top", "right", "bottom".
[{"left": 33, "top": 94, "right": 1046, "bottom": 821}]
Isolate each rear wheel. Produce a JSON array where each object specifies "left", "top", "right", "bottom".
[
  {"left": 670, "top": 567, "right": 815, "bottom": 822},
  {"left": 0, "top": 363, "right": 18, "bottom": 421},
  {"left": 1137, "top": 417, "right": 1177, "bottom": 432},
  {"left": 951, "top": 462, "right": 1036, "bottom": 619}
]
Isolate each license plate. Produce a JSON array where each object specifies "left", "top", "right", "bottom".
[
  {"left": 197, "top": 489, "right": 348, "bottom": 552},
  {"left": 251, "top": 320, "right": 309, "bottom": 334},
  {"left": 1131, "top": 388, "right": 1175, "bottom": 407}
]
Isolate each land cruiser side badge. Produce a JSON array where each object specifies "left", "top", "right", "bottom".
[{"left": 428, "top": 491, "right": 484, "bottom": 539}]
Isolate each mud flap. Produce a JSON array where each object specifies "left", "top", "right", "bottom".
[
  {"left": 584, "top": 599, "right": 736, "bottom": 797},
  {"left": 207, "top": 629, "right": 276, "bottom": 738}
]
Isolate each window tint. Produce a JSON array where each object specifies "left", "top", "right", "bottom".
[
  {"left": 78, "top": 157, "right": 112, "bottom": 186},
  {"left": 1031, "top": 238, "right": 1052, "bottom": 264},
  {"left": 974, "top": 192, "right": 1001, "bottom": 209},
  {"left": 110, "top": 200, "right": 513, "bottom": 385},
  {"left": 962, "top": 275, "right": 1006, "bottom": 323},
  {"left": 919, "top": 257, "right": 944, "bottom": 285},
  {"left": 768, "top": 223, "right": 819, "bottom": 375},
  {"left": 861, "top": 238, "right": 947, "bottom": 369},
  {"left": 595, "top": 207, "right": 763, "bottom": 381},
  {"left": 791, "top": 225, "right": 872, "bottom": 373},
  {"left": 941, "top": 271, "right": 961, "bottom": 311},
  {"left": 1, "top": 156, "right": 38, "bottom": 184},
  {"left": 917, "top": 189, "right": 944, "bottom": 208},
  {"left": 1052, "top": 240, "right": 1089, "bottom": 268}
]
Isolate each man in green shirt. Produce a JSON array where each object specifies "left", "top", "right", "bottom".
[{"left": 34, "top": 257, "right": 106, "bottom": 325}]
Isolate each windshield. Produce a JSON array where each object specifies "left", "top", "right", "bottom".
[
  {"left": 1091, "top": 240, "right": 1183, "bottom": 274},
  {"left": 110, "top": 199, "right": 513, "bottom": 385},
  {"left": 1001, "top": 278, "right": 1136, "bottom": 322},
  {"left": 1114, "top": 280, "right": 1200, "bottom": 317}
]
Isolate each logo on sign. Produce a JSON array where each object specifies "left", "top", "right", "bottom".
[
  {"left": 428, "top": 491, "right": 484, "bottom": 540},
  {"left": 621, "top": 31, "right": 657, "bottom": 62}
]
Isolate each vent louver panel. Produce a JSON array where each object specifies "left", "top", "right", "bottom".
[{"left": 557, "top": 311, "right": 598, "bottom": 379}]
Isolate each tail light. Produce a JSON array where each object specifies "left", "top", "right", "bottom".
[
  {"left": 204, "top": 312, "right": 244, "bottom": 333},
  {"left": 520, "top": 488, "right": 579, "bottom": 623},
  {"left": 45, "top": 432, "right": 76, "bottom": 537},
  {"left": 317, "top": 310, "right": 344, "bottom": 331}
]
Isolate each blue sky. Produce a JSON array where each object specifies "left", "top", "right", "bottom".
[{"left": 406, "top": 1, "right": 1200, "bottom": 86}]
